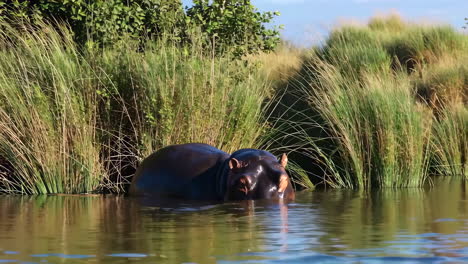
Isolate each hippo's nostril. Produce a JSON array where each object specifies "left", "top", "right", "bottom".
[
  {"left": 239, "top": 177, "right": 247, "bottom": 185},
  {"left": 235, "top": 176, "right": 252, "bottom": 194},
  {"left": 239, "top": 186, "right": 249, "bottom": 195}
]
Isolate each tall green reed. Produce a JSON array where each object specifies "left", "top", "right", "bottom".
[
  {"left": 317, "top": 65, "right": 430, "bottom": 188},
  {"left": 413, "top": 52, "right": 467, "bottom": 178},
  {"left": 275, "top": 57, "right": 431, "bottom": 189},
  {"left": 269, "top": 16, "right": 466, "bottom": 189},
  {"left": 95, "top": 37, "right": 270, "bottom": 158},
  {"left": 0, "top": 21, "right": 271, "bottom": 194},
  {"left": 431, "top": 106, "right": 467, "bottom": 178},
  {"left": 0, "top": 22, "right": 105, "bottom": 194}
]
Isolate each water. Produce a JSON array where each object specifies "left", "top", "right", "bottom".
[{"left": 1, "top": 179, "right": 468, "bottom": 264}]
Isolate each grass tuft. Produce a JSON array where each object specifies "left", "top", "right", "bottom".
[
  {"left": 268, "top": 15, "right": 467, "bottom": 189},
  {"left": 431, "top": 106, "right": 467, "bottom": 178},
  {"left": 301, "top": 60, "right": 431, "bottom": 189},
  {"left": 0, "top": 21, "right": 271, "bottom": 194},
  {"left": 0, "top": 22, "right": 105, "bottom": 194}
]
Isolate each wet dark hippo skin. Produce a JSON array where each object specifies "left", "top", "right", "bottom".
[{"left": 129, "top": 143, "right": 294, "bottom": 201}]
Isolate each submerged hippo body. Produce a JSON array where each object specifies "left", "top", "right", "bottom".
[{"left": 130, "top": 143, "right": 294, "bottom": 201}]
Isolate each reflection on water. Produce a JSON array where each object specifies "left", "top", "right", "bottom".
[{"left": 1, "top": 179, "right": 468, "bottom": 263}]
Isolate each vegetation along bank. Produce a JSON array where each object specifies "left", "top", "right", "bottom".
[{"left": 0, "top": 0, "right": 466, "bottom": 194}]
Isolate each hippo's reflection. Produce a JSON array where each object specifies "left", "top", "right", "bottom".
[
  {"left": 4, "top": 183, "right": 468, "bottom": 263},
  {"left": 122, "top": 197, "right": 292, "bottom": 263},
  {"left": 0, "top": 195, "right": 291, "bottom": 264}
]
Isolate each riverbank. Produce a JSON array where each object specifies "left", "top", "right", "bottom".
[{"left": 0, "top": 16, "right": 466, "bottom": 194}]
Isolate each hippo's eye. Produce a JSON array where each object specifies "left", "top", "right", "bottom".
[{"left": 269, "top": 172, "right": 282, "bottom": 184}]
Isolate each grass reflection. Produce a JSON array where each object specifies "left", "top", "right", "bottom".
[
  {"left": 0, "top": 196, "right": 269, "bottom": 263},
  {"left": 310, "top": 179, "right": 468, "bottom": 256},
  {"left": 1, "top": 181, "right": 468, "bottom": 263}
]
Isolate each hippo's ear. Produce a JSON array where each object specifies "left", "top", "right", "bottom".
[
  {"left": 280, "top": 154, "right": 288, "bottom": 168},
  {"left": 229, "top": 158, "right": 241, "bottom": 170}
]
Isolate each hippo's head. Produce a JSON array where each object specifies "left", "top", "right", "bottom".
[{"left": 224, "top": 150, "right": 295, "bottom": 201}]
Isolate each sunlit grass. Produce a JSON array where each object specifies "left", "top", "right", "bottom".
[
  {"left": 0, "top": 21, "right": 271, "bottom": 194},
  {"left": 431, "top": 106, "right": 467, "bottom": 178},
  {"left": 300, "top": 60, "right": 431, "bottom": 189},
  {"left": 0, "top": 15, "right": 466, "bottom": 193},
  {"left": 268, "top": 15, "right": 466, "bottom": 189},
  {"left": 0, "top": 22, "right": 105, "bottom": 194},
  {"left": 414, "top": 56, "right": 468, "bottom": 114},
  {"left": 245, "top": 42, "right": 303, "bottom": 83}
]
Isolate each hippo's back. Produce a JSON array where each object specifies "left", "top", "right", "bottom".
[{"left": 130, "top": 143, "right": 230, "bottom": 199}]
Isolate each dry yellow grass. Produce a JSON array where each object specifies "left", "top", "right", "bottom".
[
  {"left": 414, "top": 54, "right": 468, "bottom": 114},
  {"left": 246, "top": 43, "right": 303, "bottom": 83}
]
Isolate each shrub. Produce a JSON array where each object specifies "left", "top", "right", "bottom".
[
  {"left": 270, "top": 16, "right": 467, "bottom": 189},
  {"left": 0, "top": 0, "right": 185, "bottom": 46},
  {"left": 186, "top": 0, "right": 281, "bottom": 56},
  {"left": 95, "top": 37, "right": 271, "bottom": 157},
  {"left": 0, "top": 0, "right": 281, "bottom": 56},
  {"left": 385, "top": 26, "right": 467, "bottom": 72}
]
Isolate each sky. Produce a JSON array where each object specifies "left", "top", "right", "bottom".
[{"left": 182, "top": 0, "right": 468, "bottom": 46}]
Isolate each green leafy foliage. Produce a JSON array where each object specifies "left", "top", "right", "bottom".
[
  {"left": 0, "top": 0, "right": 185, "bottom": 46},
  {"left": 0, "top": 0, "right": 281, "bottom": 55},
  {"left": 183, "top": 0, "right": 281, "bottom": 56}
]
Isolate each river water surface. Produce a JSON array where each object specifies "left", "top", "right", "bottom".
[{"left": 1, "top": 179, "right": 468, "bottom": 263}]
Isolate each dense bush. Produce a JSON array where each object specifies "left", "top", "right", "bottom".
[
  {"left": 186, "top": 0, "right": 281, "bottom": 56},
  {"left": 0, "top": 0, "right": 280, "bottom": 55},
  {"left": 0, "top": 0, "right": 185, "bottom": 45}
]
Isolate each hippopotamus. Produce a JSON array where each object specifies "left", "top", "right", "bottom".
[{"left": 129, "top": 143, "right": 295, "bottom": 201}]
